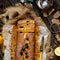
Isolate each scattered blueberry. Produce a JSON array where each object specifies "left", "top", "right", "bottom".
[
  {"left": 25, "top": 52, "right": 29, "bottom": 59},
  {"left": 25, "top": 43, "right": 29, "bottom": 49},
  {"left": 20, "top": 26, "right": 23, "bottom": 28},
  {"left": 27, "top": 24, "right": 28, "bottom": 25},
  {"left": 27, "top": 21, "right": 29, "bottom": 22},
  {"left": 20, "top": 51, "right": 23, "bottom": 56},
  {"left": 21, "top": 47, "right": 25, "bottom": 51},
  {"left": 26, "top": 38, "right": 29, "bottom": 41}
]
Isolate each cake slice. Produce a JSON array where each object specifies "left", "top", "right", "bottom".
[
  {"left": 2, "top": 25, "right": 13, "bottom": 60},
  {"left": 16, "top": 20, "right": 35, "bottom": 60}
]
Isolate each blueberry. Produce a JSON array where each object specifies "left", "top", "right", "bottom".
[
  {"left": 25, "top": 52, "right": 29, "bottom": 59},
  {"left": 27, "top": 24, "right": 28, "bottom": 25},
  {"left": 20, "top": 26, "right": 23, "bottom": 28},
  {"left": 27, "top": 21, "right": 29, "bottom": 22},
  {"left": 26, "top": 38, "right": 29, "bottom": 41},
  {"left": 11, "top": 57, "right": 13, "bottom": 59},
  {"left": 21, "top": 47, "right": 25, "bottom": 51},
  {"left": 20, "top": 51, "right": 23, "bottom": 56},
  {"left": 25, "top": 43, "right": 29, "bottom": 49},
  {"left": 20, "top": 32, "right": 22, "bottom": 33}
]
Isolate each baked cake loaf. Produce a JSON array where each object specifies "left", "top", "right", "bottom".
[{"left": 16, "top": 19, "right": 35, "bottom": 60}]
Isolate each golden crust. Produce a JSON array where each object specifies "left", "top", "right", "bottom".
[
  {"left": 10, "top": 26, "right": 17, "bottom": 60},
  {"left": 17, "top": 19, "right": 35, "bottom": 33}
]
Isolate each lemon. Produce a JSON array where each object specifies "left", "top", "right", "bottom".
[{"left": 55, "top": 47, "right": 60, "bottom": 56}]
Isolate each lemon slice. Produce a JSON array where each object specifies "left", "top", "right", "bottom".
[{"left": 55, "top": 47, "right": 60, "bottom": 56}]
